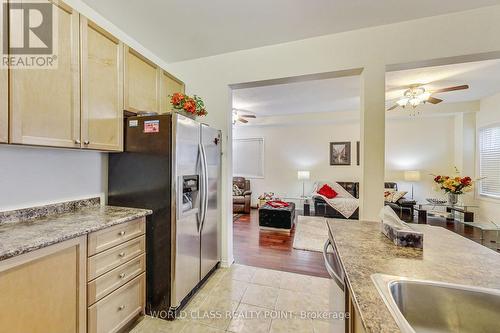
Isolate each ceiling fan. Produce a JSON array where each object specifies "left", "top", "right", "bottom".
[
  {"left": 232, "top": 109, "right": 257, "bottom": 125},
  {"left": 386, "top": 84, "right": 469, "bottom": 112}
]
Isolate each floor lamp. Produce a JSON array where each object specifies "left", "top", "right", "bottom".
[
  {"left": 297, "top": 171, "right": 310, "bottom": 198},
  {"left": 404, "top": 170, "right": 421, "bottom": 199}
]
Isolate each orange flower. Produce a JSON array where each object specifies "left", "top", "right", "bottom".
[
  {"left": 171, "top": 92, "right": 185, "bottom": 106},
  {"left": 183, "top": 98, "right": 196, "bottom": 114}
]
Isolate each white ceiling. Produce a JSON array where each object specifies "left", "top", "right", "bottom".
[
  {"left": 81, "top": 0, "right": 500, "bottom": 63},
  {"left": 233, "top": 76, "right": 361, "bottom": 116},
  {"left": 232, "top": 59, "right": 500, "bottom": 117}
]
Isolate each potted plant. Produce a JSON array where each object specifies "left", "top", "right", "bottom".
[{"left": 170, "top": 92, "right": 208, "bottom": 119}]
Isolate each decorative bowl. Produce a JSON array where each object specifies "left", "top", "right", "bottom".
[{"left": 426, "top": 198, "right": 447, "bottom": 205}]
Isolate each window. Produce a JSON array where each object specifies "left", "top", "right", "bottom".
[
  {"left": 233, "top": 138, "right": 264, "bottom": 178},
  {"left": 479, "top": 126, "right": 500, "bottom": 198}
]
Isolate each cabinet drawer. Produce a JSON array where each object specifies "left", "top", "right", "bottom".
[
  {"left": 88, "top": 273, "right": 145, "bottom": 333},
  {"left": 88, "top": 218, "right": 145, "bottom": 256},
  {"left": 88, "top": 236, "right": 145, "bottom": 281},
  {"left": 88, "top": 254, "right": 145, "bottom": 305}
]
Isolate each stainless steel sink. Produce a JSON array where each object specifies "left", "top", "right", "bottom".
[{"left": 372, "top": 274, "right": 500, "bottom": 333}]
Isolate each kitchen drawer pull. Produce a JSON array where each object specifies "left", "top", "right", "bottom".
[
  {"left": 118, "top": 305, "right": 125, "bottom": 311},
  {"left": 119, "top": 273, "right": 126, "bottom": 279},
  {"left": 118, "top": 252, "right": 125, "bottom": 257},
  {"left": 84, "top": 140, "right": 90, "bottom": 145},
  {"left": 118, "top": 231, "right": 126, "bottom": 236},
  {"left": 74, "top": 139, "right": 81, "bottom": 144},
  {"left": 323, "top": 239, "right": 345, "bottom": 291}
]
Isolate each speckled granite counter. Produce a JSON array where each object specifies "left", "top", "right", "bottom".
[
  {"left": 327, "top": 219, "right": 500, "bottom": 333},
  {"left": 0, "top": 199, "right": 152, "bottom": 261}
]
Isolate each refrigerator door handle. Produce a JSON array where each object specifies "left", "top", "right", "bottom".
[
  {"left": 200, "top": 142, "right": 209, "bottom": 233},
  {"left": 198, "top": 143, "right": 207, "bottom": 231}
]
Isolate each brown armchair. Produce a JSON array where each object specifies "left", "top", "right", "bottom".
[{"left": 233, "top": 177, "right": 252, "bottom": 214}]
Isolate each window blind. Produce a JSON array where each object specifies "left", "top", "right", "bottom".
[
  {"left": 479, "top": 126, "right": 500, "bottom": 197},
  {"left": 233, "top": 138, "right": 264, "bottom": 178}
]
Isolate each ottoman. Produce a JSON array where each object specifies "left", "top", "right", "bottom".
[{"left": 258, "top": 202, "right": 296, "bottom": 231}]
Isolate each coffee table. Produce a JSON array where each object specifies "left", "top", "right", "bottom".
[{"left": 413, "top": 202, "right": 478, "bottom": 224}]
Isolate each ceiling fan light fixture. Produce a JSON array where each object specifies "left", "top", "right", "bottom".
[
  {"left": 397, "top": 98, "right": 409, "bottom": 107},
  {"left": 409, "top": 97, "right": 421, "bottom": 107}
]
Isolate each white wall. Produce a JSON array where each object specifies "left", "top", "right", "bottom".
[
  {"left": 0, "top": 145, "right": 106, "bottom": 211},
  {"left": 234, "top": 114, "right": 457, "bottom": 205},
  {"left": 233, "top": 118, "right": 361, "bottom": 204},
  {"left": 385, "top": 116, "right": 457, "bottom": 202},
  {"left": 476, "top": 92, "right": 500, "bottom": 221}
]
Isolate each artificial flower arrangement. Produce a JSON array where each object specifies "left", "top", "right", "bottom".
[
  {"left": 170, "top": 92, "right": 208, "bottom": 117},
  {"left": 258, "top": 192, "right": 276, "bottom": 201},
  {"left": 258, "top": 192, "right": 277, "bottom": 207},
  {"left": 432, "top": 168, "right": 477, "bottom": 195}
]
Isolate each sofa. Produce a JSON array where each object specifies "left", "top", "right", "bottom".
[
  {"left": 384, "top": 182, "right": 415, "bottom": 222},
  {"left": 233, "top": 177, "right": 252, "bottom": 214},
  {"left": 313, "top": 182, "right": 359, "bottom": 219},
  {"left": 313, "top": 182, "right": 415, "bottom": 221}
]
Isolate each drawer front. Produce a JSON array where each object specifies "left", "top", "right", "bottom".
[
  {"left": 88, "top": 236, "right": 145, "bottom": 281},
  {"left": 88, "top": 273, "right": 145, "bottom": 333},
  {"left": 88, "top": 218, "right": 145, "bottom": 256},
  {"left": 88, "top": 254, "right": 146, "bottom": 305}
]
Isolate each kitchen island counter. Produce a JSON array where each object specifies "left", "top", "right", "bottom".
[{"left": 327, "top": 219, "right": 500, "bottom": 333}]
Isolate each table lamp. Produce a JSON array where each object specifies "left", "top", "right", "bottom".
[
  {"left": 297, "top": 171, "right": 310, "bottom": 198},
  {"left": 404, "top": 170, "right": 421, "bottom": 199}
]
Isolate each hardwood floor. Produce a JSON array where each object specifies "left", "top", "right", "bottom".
[
  {"left": 233, "top": 209, "right": 329, "bottom": 278},
  {"left": 232, "top": 209, "right": 499, "bottom": 280}
]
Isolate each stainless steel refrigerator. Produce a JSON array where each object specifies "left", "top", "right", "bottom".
[{"left": 108, "top": 113, "right": 221, "bottom": 317}]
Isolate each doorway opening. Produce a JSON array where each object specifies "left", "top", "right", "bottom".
[{"left": 229, "top": 71, "right": 362, "bottom": 277}]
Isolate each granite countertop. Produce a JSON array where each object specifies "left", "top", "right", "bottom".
[
  {"left": 0, "top": 200, "right": 152, "bottom": 261},
  {"left": 327, "top": 219, "right": 500, "bottom": 333}
]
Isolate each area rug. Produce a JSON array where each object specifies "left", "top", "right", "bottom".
[
  {"left": 293, "top": 215, "right": 332, "bottom": 253},
  {"left": 233, "top": 213, "right": 244, "bottom": 222}
]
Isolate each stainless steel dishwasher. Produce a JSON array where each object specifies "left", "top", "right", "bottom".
[{"left": 323, "top": 238, "right": 347, "bottom": 332}]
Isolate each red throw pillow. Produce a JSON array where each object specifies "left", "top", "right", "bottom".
[{"left": 318, "top": 184, "right": 338, "bottom": 199}]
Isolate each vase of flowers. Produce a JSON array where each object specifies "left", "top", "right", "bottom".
[
  {"left": 432, "top": 169, "right": 474, "bottom": 205},
  {"left": 170, "top": 92, "right": 208, "bottom": 119}
]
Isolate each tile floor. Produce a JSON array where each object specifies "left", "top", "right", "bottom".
[{"left": 129, "top": 264, "right": 336, "bottom": 333}]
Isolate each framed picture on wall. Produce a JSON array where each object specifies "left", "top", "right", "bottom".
[
  {"left": 357, "top": 141, "right": 360, "bottom": 166},
  {"left": 330, "top": 142, "right": 351, "bottom": 165}
]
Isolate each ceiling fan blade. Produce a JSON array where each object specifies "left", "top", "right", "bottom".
[
  {"left": 432, "top": 85, "right": 469, "bottom": 94},
  {"left": 238, "top": 117, "right": 248, "bottom": 123},
  {"left": 387, "top": 104, "right": 399, "bottom": 111},
  {"left": 427, "top": 96, "right": 443, "bottom": 104},
  {"left": 240, "top": 115, "right": 256, "bottom": 118}
]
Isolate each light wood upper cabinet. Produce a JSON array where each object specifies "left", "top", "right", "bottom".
[
  {"left": 124, "top": 46, "right": 160, "bottom": 113},
  {"left": 0, "top": 237, "right": 87, "bottom": 333},
  {"left": 0, "top": 0, "right": 7, "bottom": 143},
  {"left": 80, "top": 18, "right": 123, "bottom": 151},
  {"left": 9, "top": 1, "right": 80, "bottom": 148},
  {"left": 0, "top": 68, "right": 7, "bottom": 144},
  {"left": 159, "top": 70, "right": 185, "bottom": 114}
]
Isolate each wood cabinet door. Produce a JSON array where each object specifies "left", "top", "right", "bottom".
[
  {"left": 159, "top": 70, "right": 185, "bottom": 114},
  {"left": 124, "top": 46, "right": 159, "bottom": 113},
  {"left": 0, "top": 237, "right": 87, "bottom": 333},
  {"left": 0, "top": 67, "right": 7, "bottom": 144},
  {"left": 81, "top": 17, "right": 123, "bottom": 151},
  {"left": 9, "top": 1, "right": 80, "bottom": 148},
  {"left": 0, "top": 0, "right": 7, "bottom": 143}
]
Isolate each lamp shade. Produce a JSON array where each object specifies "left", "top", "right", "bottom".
[
  {"left": 297, "top": 171, "right": 310, "bottom": 180},
  {"left": 404, "top": 170, "right": 421, "bottom": 182}
]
